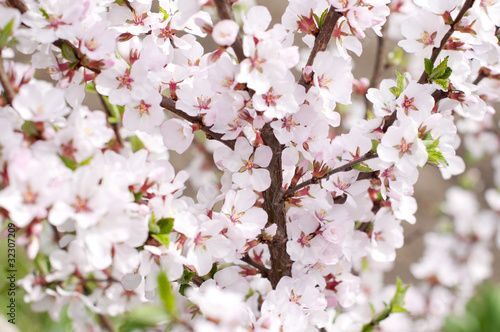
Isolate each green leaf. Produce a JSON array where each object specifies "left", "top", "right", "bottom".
[
  {"left": 152, "top": 234, "right": 170, "bottom": 247},
  {"left": 427, "top": 148, "right": 448, "bottom": 166},
  {"left": 424, "top": 58, "right": 433, "bottom": 75},
  {"left": 424, "top": 137, "right": 439, "bottom": 149},
  {"left": 319, "top": 8, "right": 328, "bottom": 28},
  {"left": 159, "top": 7, "right": 169, "bottom": 20},
  {"left": 353, "top": 164, "right": 373, "bottom": 172},
  {"left": 79, "top": 156, "right": 93, "bottom": 166},
  {"left": 371, "top": 140, "right": 379, "bottom": 153},
  {"left": 119, "top": 305, "right": 169, "bottom": 332},
  {"left": 158, "top": 218, "right": 174, "bottom": 234},
  {"left": 390, "top": 71, "right": 406, "bottom": 98},
  {"left": 21, "top": 120, "right": 40, "bottom": 137},
  {"left": 157, "top": 271, "right": 177, "bottom": 318},
  {"left": 441, "top": 67, "right": 453, "bottom": 79},
  {"left": 431, "top": 56, "right": 449, "bottom": 79},
  {"left": 148, "top": 218, "right": 160, "bottom": 234},
  {"left": 130, "top": 135, "right": 145, "bottom": 152},
  {"left": 107, "top": 116, "right": 120, "bottom": 124},
  {"left": 178, "top": 268, "right": 196, "bottom": 285},
  {"left": 0, "top": 19, "right": 15, "bottom": 48},
  {"left": 134, "top": 191, "right": 143, "bottom": 202},
  {"left": 60, "top": 42, "right": 79, "bottom": 64},
  {"left": 433, "top": 78, "right": 449, "bottom": 90},
  {"left": 58, "top": 154, "right": 77, "bottom": 171},
  {"left": 39, "top": 8, "right": 50, "bottom": 19}
]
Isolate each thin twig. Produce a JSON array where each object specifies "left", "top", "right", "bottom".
[
  {"left": 417, "top": 0, "right": 475, "bottom": 84},
  {"left": 97, "top": 314, "right": 115, "bottom": 332},
  {"left": 0, "top": 54, "right": 16, "bottom": 105},
  {"left": 160, "top": 96, "right": 236, "bottom": 149},
  {"left": 212, "top": 0, "right": 245, "bottom": 63},
  {"left": 241, "top": 253, "right": 269, "bottom": 277},
  {"left": 283, "top": 152, "right": 378, "bottom": 198},
  {"left": 298, "top": 6, "right": 343, "bottom": 90},
  {"left": 97, "top": 93, "right": 124, "bottom": 147}
]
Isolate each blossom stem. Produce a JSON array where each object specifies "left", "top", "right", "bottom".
[
  {"left": 160, "top": 96, "right": 236, "bottom": 149},
  {"left": 213, "top": 0, "right": 245, "bottom": 63},
  {"left": 0, "top": 53, "right": 16, "bottom": 105},
  {"left": 417, "top": 0, "right": 476, "bottom": 84},
  {"left": 97, "top": 93, "right": 124, "bottom": 148},
  {"left": 241, "top": 253, "right": 269, "bottom": 277},
  {"left": 298, "top": 6, "right": 343, "bottom": 90},
  {"left": 283, "top": 152, "right": 378, "bottom": 198}
]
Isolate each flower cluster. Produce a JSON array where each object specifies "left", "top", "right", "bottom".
[{"left": 1, "top": 0, "right": 500, "bottom": 331}]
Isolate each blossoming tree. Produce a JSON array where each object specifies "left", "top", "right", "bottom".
[{"left": 1, "top": 0, "right": 500, "bottom": 330}]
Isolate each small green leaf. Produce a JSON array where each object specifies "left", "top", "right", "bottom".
[
  {"left": 157, "top": 271, "right": 177, "bottom": 318},
  {"left": 79, "top": 156, "right": 93, "bottom": 166},
  {"left": 371, "top": 140, "right": 379, "bottom": 153},
  {"left": 58, "top": 154, "right": 77, "bottom": 171},
  {"left": 39, "top": 8, "right": 50, "bottom": 19},
  {"left": 441, "top": 67, "right": 453, "bottom": 79},
  {"left": 0, "top": 19, "right": 15, "bottom": 48},
  {"left": 427, "top": 148, "right": 448, "bottom": 166},
  {"left": 431, "top": 56, "right": 449, "bottom": 79},
  {"left": 21, "top": 120, "right": 40, "bottom": 137},
  {"left": 134, "top": 191, "right": 143, "bottom": 202},
  {"left": 158, "top": 218, "right": 174, "bottom": 234},
  {"left": 433, "top": 78, "right": 449, "bottom": 90},
  {"left": 148, "top": 218, "right": 161, "bottom": 234},
  {"left": 178, "top": 268, "right": 196, "bottom": 285},
  {"left": 424, "top": 58, "right": 433, "bottom": 75},
  {"left": 152, "top": 234, "right": 170, "bottom": 247},
  {"left": 319, "top": 9, "right": 328, "bottom": 28},
  {"left": 130, "top": 135, "right": 145, "bottom": 152},
  {"left": 353, "top": 164, "right": 373, "bottom": 172},
  {"left": 390, "top": 71, "right": 406, "bottom": 98},
  {"left": 107, "top": 116, "right": 120, "bottom": 124},
  {"left": 60, "top": 42, "right": 79, "bottom": 64},
  {"left": 159, "top": 7, "right": 169, "bottom": 20}
]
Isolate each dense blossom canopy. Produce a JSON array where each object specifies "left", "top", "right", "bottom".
[{"left": 1, "top": 0, "right": 500, "bottom": 331}]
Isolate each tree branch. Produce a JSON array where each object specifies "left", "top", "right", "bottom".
[
  {"left": 283, "top": 152, "right": 378, "bottom": 198},
  {"left": 97, "top": 93, "right": 124, "bottom": 147},
  {"left": 261, "top": 123, "right": 291, "bottom": 288},
  {"left": 6, "top": 0, "right": 28, "bottom": 13},
  {"left": 417, "top": 0, "right": 475, "bottom": 84},
  {"left": 212, "top": 0, "right": 245, "bottom": 63},
  {"left": 160, "top": 96, "right": 236, "bottom": 150},
  {"left": 298, "top": 6, "right": 343, "bottom": 90},
  {"left": 0, "top": 54, "right": 16, "bottom": 105},
  {"left": 240, "top": 253, "right": 269, "bottom": 277}
]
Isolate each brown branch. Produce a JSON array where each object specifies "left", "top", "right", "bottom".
[
  {"left": 240, "top": 253, "right": 269, "bottom": 277},
  {"left": 0, "top": 54, "right": 16, "bottom": 105},
  {"left": 261, "top": 123, "right": 291, "bottom": 288},
  {"left": 418, "top": 0, "right": 475, "bottom": 84},
  {"left": 160, "top": 96, "right": 236, "bottom": 150},
  {"left": 283, "top": 152, "right": 378, "bottom": 198},
  {"left": 6, "top": 0, "right": 28, "bottom": 13},
  {"left": 212, "top": 0, "right": 245, "bottom": 63},
  {"left": 298, "top": 6, "right": 343, "bottom": 90}
]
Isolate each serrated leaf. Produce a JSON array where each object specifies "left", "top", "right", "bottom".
[
  {"left": 424, "top": 58, "right": 433, "bottom": 75},
  {"left": 440, "top": 67, "right": 453, "bottom": 79},
  {"left": 353, "top": 164, "right": 373, "bottom": 172},
  {"left": 433, "top": 78, "right": 449, "bottom": 91},
  {"left": 158, "top": 218, "right": 174, "bottom": 234},
  {"left": 389, "top": 86, "right": 401, "bottom": 98},
  {"left": 178, "top": 268, "right": 196, "bottom": 285},
  {"left": 0, "top": 19, "right": 15, "bottom": 48},
  {"left": 427, "top": 148, "right": 448, "bottom": 166},
  {"left": 130, "top": 135, "right": 145, "bottom": 152},
  {"left": 430, "top": 56, "right": 449, "bottom": 79},
  {"left": 157, "top": 271, "right": 177, "bottom": 318},
  {"left": 152, "top": 234, "right": 170, "bottom": 247},
  {"left": 58, "top": 154, "right": 77, "bottom": 171},
  {"left": 61, "top": 42, "right": 79, "bottom": 64}
]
